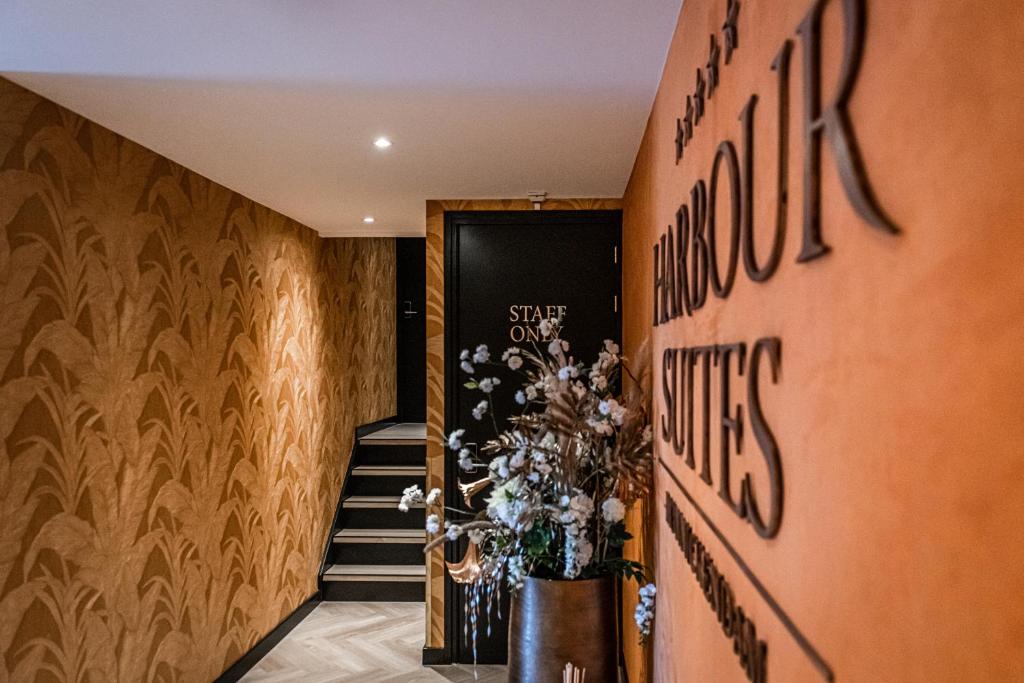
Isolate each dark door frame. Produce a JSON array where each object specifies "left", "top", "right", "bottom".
[{"left": 442, "top": 209, "right": 622, "bottom": 663}]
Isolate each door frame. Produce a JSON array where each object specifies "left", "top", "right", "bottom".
[{"left": 442, "top": 209, "right": 623, "bottom": 662}]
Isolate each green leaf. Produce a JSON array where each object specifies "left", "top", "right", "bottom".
[{"left": 464, "top": 381, "right": 479, "bottom": 389}]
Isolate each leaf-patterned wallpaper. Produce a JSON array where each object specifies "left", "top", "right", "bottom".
[{"left": 0, "top": 78, "right": 396, "bottom": 681}]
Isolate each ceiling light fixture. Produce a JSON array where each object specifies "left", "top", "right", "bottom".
[
  {"left": 363, "top": 216, "right": 375, "bottom": 224},
  {"left": 373, "top": 137, "right": 392, "bottom": 149}
]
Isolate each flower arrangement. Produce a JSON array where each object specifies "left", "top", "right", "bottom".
[{"left": 399, "top": 319, "right": 657, "bottom": 656}]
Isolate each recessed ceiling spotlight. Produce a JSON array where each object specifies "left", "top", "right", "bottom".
[
  {"left": 363, "top": 216, "right": 375, "bottom": 224},
  {"left": 373, "top": 137, "right": 392, "bottom": 149}
]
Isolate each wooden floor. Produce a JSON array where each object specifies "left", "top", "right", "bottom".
[{"left": 242, "top": 602, "right": 507, "bottom": 682}]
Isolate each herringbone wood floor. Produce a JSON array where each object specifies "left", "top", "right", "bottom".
[{"left": 242, "top": 602, "right": 507, "bottom": 682}]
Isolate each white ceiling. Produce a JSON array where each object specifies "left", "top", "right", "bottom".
[{"left": 0, "top": 1, "right": 680, "bottom": 236}]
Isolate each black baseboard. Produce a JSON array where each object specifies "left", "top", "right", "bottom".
[
  {"left": 214, "top": 593, "right": 320, "bottom": 682},
  {"left": 422, "top": 646, "right": 448, "bottom": 666}
]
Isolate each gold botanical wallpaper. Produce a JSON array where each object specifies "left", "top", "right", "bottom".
[
  {"left": 0, "top": 78, "right": 395, "bottom": 681},
  {"left": 423, "top": 198, "right": 621, "bottom": 649}
]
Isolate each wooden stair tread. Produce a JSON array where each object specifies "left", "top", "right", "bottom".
[
  {"left": 323, "top": 564, "right": 426, "bottom": 582},
  {"left": 343, "top": 495, "right": 422, "bottom": 508},
  {"left": 351, "top": 465, "right": 426, "bottom": 476},
  {"left": 334, "top": 528, "right": 426, "bottom": 543},
  {"left": 359, "top": 422, "right": 427, "bottom": 446}
]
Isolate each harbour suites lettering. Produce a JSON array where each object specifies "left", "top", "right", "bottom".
[
  {"left": 665, "top": 495, "right": 768, "bottom": 683},
  {"left": 661, "top": 338, "right": 782, "bottom": 538},
  {"left": 654, "top": 0, "right": 899, "bottom": 541},
  {"left": 654, "top": 0, "right": 899, "bottom": 326}
]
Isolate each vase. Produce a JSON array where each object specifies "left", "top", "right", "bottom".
[{"left": 508, "top": 575, "right": 618, "bottom": 682}]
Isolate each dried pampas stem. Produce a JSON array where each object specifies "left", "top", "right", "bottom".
[{"left": 563, "top": 662, "right": 586, "bottom": 683}]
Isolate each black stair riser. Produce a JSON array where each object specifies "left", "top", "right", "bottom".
[
  {"left": 346, "top": 474, "right": 424, "bottom": 496},
  {"left": 340, "top": 506, "right": 425, "bottom": 529},
  {"left": 322, "top": 581, "right": 424, "bottom": 602},
  {"left": 354, "top": 444, "right": 425, "bottom": 467},
  {"left": 331, "top": 542, "right": 427, "bottom": 565}
]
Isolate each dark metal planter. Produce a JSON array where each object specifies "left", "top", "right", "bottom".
[{"left": 508, "top": 575, "right": 617, "bottom": 682}]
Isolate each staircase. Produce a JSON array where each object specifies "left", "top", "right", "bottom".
[{"left": 320, "top": 423, "right": 428, "bottom": 601}]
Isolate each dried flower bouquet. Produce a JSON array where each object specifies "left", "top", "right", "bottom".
[{"left": 399, "top": 318, "right": 656, "bottom": 655}]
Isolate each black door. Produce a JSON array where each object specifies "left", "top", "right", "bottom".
[
  {"left": 396, "top": 238, "right": 426, "bottom": 422},
  {"left": 444, "top": 210, "right": 621, "bottom": 664}
]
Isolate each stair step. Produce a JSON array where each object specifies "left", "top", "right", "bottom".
[
  {"left": 359, "top": 423, "right": 427, "bottom": 446},
  {"left": 343, "top": 495, "right": 419, "bottom": 509},
  {"left": 354, "top": 444, "right": 425, "bottom": 467},
  {"left": 323, "top": 564, "right": 426, "bottom": 582},
  {"left": 334, "top": 528, "right": 426, "bottom": 544},
  {"left": 352, "top": 465, "right": 426, "bottom": 476}
]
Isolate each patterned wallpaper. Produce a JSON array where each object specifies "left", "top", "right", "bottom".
[
  {"left": 423, "top": 198, "right": 621, "bottom": 650},
  {"left": 0, "top": 78, "right": 395, "bottom": 681}
]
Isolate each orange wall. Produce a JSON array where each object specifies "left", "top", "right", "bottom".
[
  {"left": 0, "top": 78, "right": 396, "bottom": 680},
  {"left": 622, "top": 0, "right": 1024, "bottom": 681}
]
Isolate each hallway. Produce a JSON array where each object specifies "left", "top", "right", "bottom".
[
  {"left": 2, "top": 1, "right": 1023, "bottom": 681},
  {"left": 241, "top": 603, "right": 506, "bottom": 683}
]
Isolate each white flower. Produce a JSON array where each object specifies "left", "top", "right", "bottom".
[
  {"left": 548, "top": 338, "right": 563, "bottom": 356},
  {"left": 446, "top": 523, "right": 463, "bottom": 541},
  {"left": 458, "top": 448, "right": 474, "bottom": 471},
  {"left": 599, "top": 398, "right": 626, "bottom": 426},
  {"left": 489, "top": 455, "right": 510, "bottom": 480},
  {"left": 479, "top": 377, "right": 501, "bottom": 393},
  {"left": 569, "top": 492, "right": 595, "bottom": 520},
  {"left": 539, "top": 319, "right": 554, "bottom": 337},
  {"left": 468, "top": 529, "right": 486, "bottom": 545},
  {"left": 509, "top": 450, "right": 527, "bottom": 471},
  {"left": 560, "top": 491, "right": 594, "bottom": 527},
  {"left": 508, "top": 355, "right": 523, "bottom": 370},
  {"left": 557, "top": 364, "right": 579, "bottom": 381},
  {"left": 588, "top": 417, "right": 614, "bottom": 436},
  {"left": 590, "top": 374, "right": 608, "bottom": 391},
  {"left": 399, "top": 485, "right": 424, "bottom": 512},
  {"left": 635, "top": 583, "right": 657, "bottom": 638},
  {"left": 485, "top": 478, "right": 533, "bottom": 531},
  {"left": 604, "top": 339, "right": 620, "bottom": 355},
  {"left": 592, "top": 349, "right": 617, "bottom": 374},
  {"left": 507, "top": 555, "right": 526, "bottom": 590},
  {"left": 448, "top": 429, "right": 465, "bottom": 451},
  {"left": 472, "top": 400, "right": 488, "bottom": 420},
  {"left": 426, "top": 514, "right": 441, "bottom": 534},
  {"left": 460, "top": 360, "right": 475, "bottom": 374},
  {"left": 525, "top": 385, "right": 538, "bottom": 400},
  {"left": 501, "top": 346, "right": 522, "bottom": 361},
  {"left": 531, "top": 451, "right": 552, "bottom": 476},
  {"left": 563, "top": 528, "right": 594, "bottom": 578},
  {"left": 472, "top": 344, "right": 490, "bottom": 364},
  {"left": 460, "top": 349, "right": 471, "bottom": 361},
  {"left": 426, "top": 487, "right": 442, "bottom": 505},
  {"left": 515, "top": 390, "right": 526, "bottom": 405},
  {"left": 601, "top": 497, "right": 626, "bottom": 524}
]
